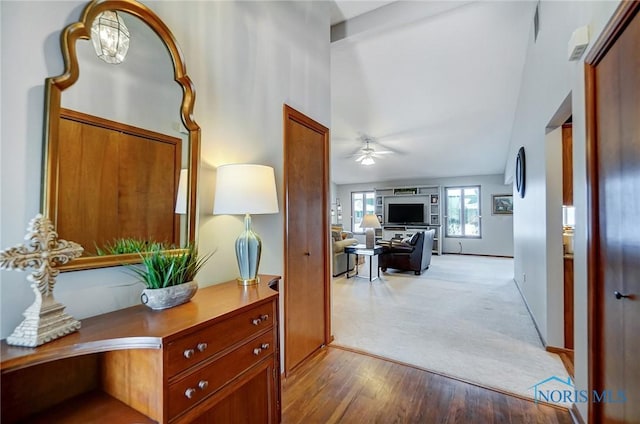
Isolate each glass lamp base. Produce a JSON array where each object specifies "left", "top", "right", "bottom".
[{"left": 235, "top": 213, "right": 262, "bottom": 285}]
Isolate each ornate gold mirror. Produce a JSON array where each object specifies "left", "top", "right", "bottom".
[{"left": 43, "top": 0, "right": 200, "bottom": 271}]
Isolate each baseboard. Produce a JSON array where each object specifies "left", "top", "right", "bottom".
[
  {"left": 283, "top": 344, "right": 329, "bottom": 380},
  {"left": 546, "top": 346, "right": 574, "bottom": 378},
  {"left": 512, "top": 278, "right": 547, "bottom": 346},
  {"left": 570, "top": 403, "right": 586, "bottom": 424},
  {"left": 442, "top": 253, "right": 514, "bottom": 258},
  {"left": 545, "top": 345, "right": 573, "bottom": 357}
]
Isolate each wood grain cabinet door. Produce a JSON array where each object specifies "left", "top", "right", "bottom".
[{"left": 187, "top": 359, "right": 278, "bottom": 424}]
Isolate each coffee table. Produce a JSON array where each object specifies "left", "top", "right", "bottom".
[{"left": 344, "top": 244, "right": 384, "bottom": 282}]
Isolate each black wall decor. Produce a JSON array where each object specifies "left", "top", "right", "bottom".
[{"left": 515, "top": 146, "right": 526, "bottom": 198}]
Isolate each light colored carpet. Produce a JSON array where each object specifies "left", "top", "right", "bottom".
[{"left": 331, "top": 254, "right": 570, "bottom": 401}]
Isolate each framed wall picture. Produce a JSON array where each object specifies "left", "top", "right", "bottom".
[{"left": 492, "top": 194, "right": 513, "bottom": 215}]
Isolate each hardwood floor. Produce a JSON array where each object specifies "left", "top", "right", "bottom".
[{"left": 282, "top": 346, "right": 573, "bottom": 423}]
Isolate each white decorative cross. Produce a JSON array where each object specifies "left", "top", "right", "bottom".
[{"left": 0, "top": 214, "right": 84, "bottom": 347}]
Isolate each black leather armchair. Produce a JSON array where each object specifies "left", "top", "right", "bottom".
[{"left": 378, "top": 229, "right": 435, "bottom": 275}]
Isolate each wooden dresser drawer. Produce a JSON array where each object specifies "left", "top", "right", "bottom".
[
  {"left": 167, "top": 300, "right": 274, "bottom": 377},
  {"left": 168, "top": 331, "right": 274, "bottom": 421}
]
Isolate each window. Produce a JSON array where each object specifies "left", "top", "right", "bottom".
[
  {"left": 445, "top": 186, "right": 481, "bottom": 238},
  {"left": 351, "top": 191, "right": 375, "bottom": 233}
]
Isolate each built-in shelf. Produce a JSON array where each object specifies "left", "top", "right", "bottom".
[
  {"left": 26, "top": 390, "right": 155, "bottom": 424},
  {"left": 374, "top": 185, "right": 442, "bottom": 255}
]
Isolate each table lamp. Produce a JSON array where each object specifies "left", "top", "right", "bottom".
[
  {"left": 213, "top": 164, "right": 279, "bottom": 285},
  {"left": 361, "top": 214, "right": 381, "bottom": 248}
]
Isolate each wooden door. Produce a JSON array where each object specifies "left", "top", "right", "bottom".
[
  {"left": 562, "top": 123, "right": 574, "bottom": 350},
  {"left": 562, "top": 123, "right": 573, "bottom": 206},
  {"left": 57, "top": 109, "right": 181, "bottom": 254},
  {"left": 586, "top": 2, "right": 640, "bottom": 422},
  {"left": 283, "top": 105, "right": 330, "bottom": 374}
]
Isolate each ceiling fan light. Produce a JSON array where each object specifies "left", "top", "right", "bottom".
[{"left": 361, "top": 156, "right": 375, "bottom": 166}]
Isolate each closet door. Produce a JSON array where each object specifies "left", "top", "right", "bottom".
[
  {"left": 586, "top": 3, "right": 640, "bottom": 422},
  {"left": 283, "top": 105, "right": 330, "bottom": 374}
]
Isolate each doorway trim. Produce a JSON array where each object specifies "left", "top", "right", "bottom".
[{"left": 584, "top": 1, "right": 639, "bottom": 422}]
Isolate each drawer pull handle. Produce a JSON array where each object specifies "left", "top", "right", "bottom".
[
  {"left": 183, "top": 349, "right": 195, "bottom": 359},
  {"left": 185, "top": 388, "right": 196, "bottom": 399},
  {"left": 261, "top": 343, "right": 270, "bottom": 350},
  {"left": 253, "top": 347, "right": 262, "bottom": 356},
  {"left": 252, "top": 314, "right": 269, "bottom": 326},
  {"left": 198, "top": 380, "right": 209, "bottom": 390},
  {"left": 197, "top": 342, "right": 208, "bottom": 352}
]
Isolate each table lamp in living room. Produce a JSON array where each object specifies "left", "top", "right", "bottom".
[
  {"left": 361, "top": 214, "right": 381, "bottom": 249},
  {"left": 213, "top": 164, "right": 279, "bottom": 285}
]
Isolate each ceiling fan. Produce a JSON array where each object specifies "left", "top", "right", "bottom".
[{"left": 351, "top": 135, "right": 395, "bottom": 166}]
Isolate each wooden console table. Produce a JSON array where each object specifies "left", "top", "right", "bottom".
[{"left": 0, "top": 275, "right": 281, "bottom": 423}]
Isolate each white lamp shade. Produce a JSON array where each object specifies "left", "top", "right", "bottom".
[
  {"left": 213, "top": 164, "right": 279, "bottom": 215},
  {"left": 361, "top": 213, "right": 381, "bottom": 229},
  {"left": 175, "top": 169, "right": 188, "bottom": 214}
]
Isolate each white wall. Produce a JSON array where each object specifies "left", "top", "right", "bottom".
[
  {"left": 0, "top": 1, "right": 330, "bottom": 339},
  {"left": 335, "top": 174, "right": 513, "bottom": 256},
  {"left": 505, "top": 1, "right": 620, "bottom": 421}
]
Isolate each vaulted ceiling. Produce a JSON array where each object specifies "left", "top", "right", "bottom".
[{"left": 330, "top": 1, "right": 537, "bottom": 184}]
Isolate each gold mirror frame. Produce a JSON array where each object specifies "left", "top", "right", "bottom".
[{"left": 43, "top": 0, "right": 200, "bottom": 271}]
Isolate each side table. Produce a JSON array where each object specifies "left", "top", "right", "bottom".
[{"left": 344, "top": 244, "right": 384, "bottom": 282}]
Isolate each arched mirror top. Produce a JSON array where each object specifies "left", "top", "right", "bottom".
[{"left": 43, "top": 0, "right": 200, "bottom": 271}]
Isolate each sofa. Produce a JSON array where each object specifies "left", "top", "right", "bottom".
[
  {"left": 378, "top": 229, "right": 434, "bottom": 275},
  {"left": 331, "top": 227, "right": 358, "bottom": 277}
]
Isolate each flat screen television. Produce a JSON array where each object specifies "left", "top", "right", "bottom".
[{"left": 387, "top": 203, "right": 424, "bottom": 224}]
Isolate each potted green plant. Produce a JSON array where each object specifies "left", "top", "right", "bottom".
[
  {"left": 95, "top": 237, "right": 157, "bottom": 256},
  {"left": 129, "top": 243, "right": 212, "bottom": 310}
]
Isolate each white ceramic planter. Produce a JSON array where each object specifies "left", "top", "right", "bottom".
[{"left": 141, "top": 280, "right": 198, "bottom": 310}]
